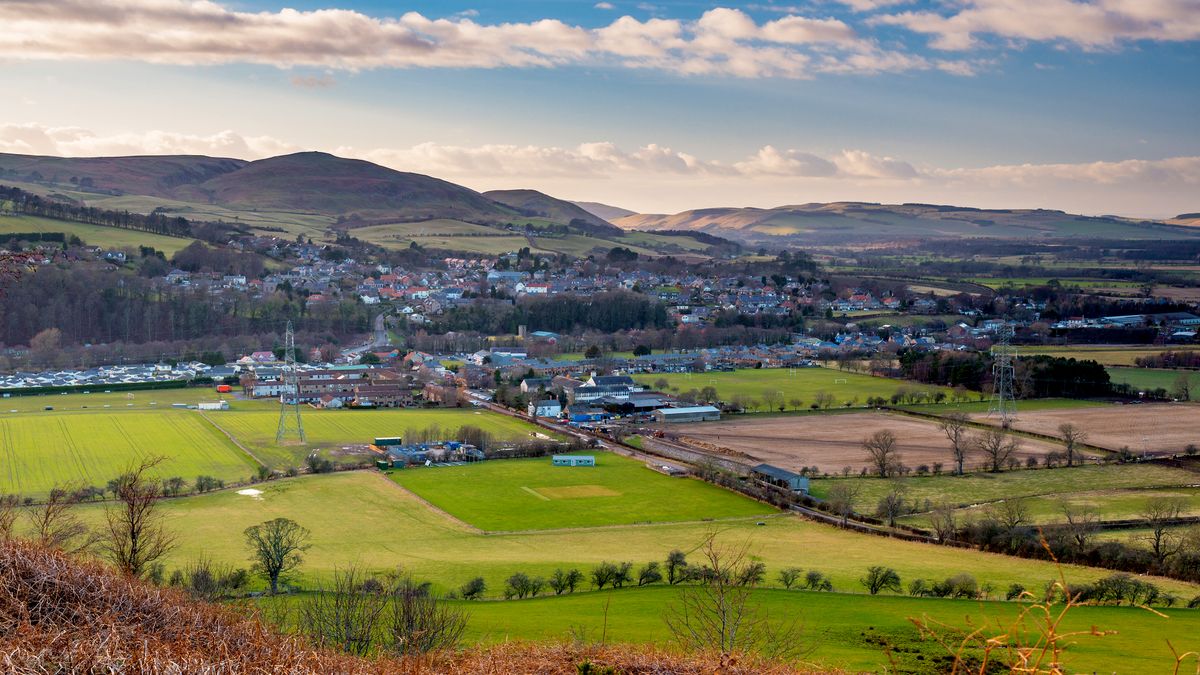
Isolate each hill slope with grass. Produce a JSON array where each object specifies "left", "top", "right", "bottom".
[{"left": 483, "top": 189, "right": 621, "bottom": 235}]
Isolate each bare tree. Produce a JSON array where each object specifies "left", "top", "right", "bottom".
[
  {"left": 664, "top": 534, "right": 810, "bottom": 661},
  {"left": 1059, "top": 501, "right": 1099, "bottom": 553},
  {"left": 928, "top": 502, "right": 958, "bottom": 542},
  {"left": 813, "top": 391, "right": 835, "bottom": 410},
  {"left": 939, "top": 412, "right": 971, "bottom": 475},
  {"left": 25, "top": 485, "right": 95, "bottom": 553},
  {"left": 1057, "top": 423, "right": 1088, "bottom": 467},
  {"left": 974, "top": 427, "right": 1020, "bottom": 473},
  {"left": 875, "top": 485, "right": 907, "bottom": 527},
  {"left": 986, "top": 498, "right": 1030, "bottom": 551},
  {"left": 1140, "top": 497, "right": 1187, "bottom": 567},
  {"left": 245, "top": 517, "right": 311, "bottom": 594},
  {"left": 386, "top": 574, "right": 468, "bottom": 655},
  {"left": 298, "top": 566, "right": 388, "bottom": 656},
  {"left": 825, "top": 482, "right": 862, "bottom": 527},
  {"left": 0, "top": 493, "right": 19, "bottom": 541},
  {"left": 863, "top": 429, "right": 902, "bottom": 478},
  {"left": 100, "top": 457, "right": 176, "bottom": 578}
]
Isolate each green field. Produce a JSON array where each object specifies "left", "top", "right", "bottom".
[
  {"left": 899, "top": 486, "right": 1200, "bottom": 529},
  {"left": 1109, "top": 366, "right": 1198, "bottom": 400},
  {"left": 0, "top": 409, "right": 256, "bottom": 496},
  {"left": 204, "top": 407, "right": 551, "bottom": 468},
  {"left": 964, "top": 277, "right": 1145, "bottom": 290},
  {"left": 84, "top": 471, "right": 1198, "bottom": 598},
  {"left": 898, "top": 397, "right": 1108, "bottom": 415},
  {"left": 635, "top": 367, "right": 956, "bottom": 409},
  {"left": 390, "top": 452, "right": 773, "bottom": 531},
  {"left": 810, "top": 463, "right": 1200, "bottom": 513},
  {"left": 0, "top": 390, "right": 546, "bottom": 491},
  {"left": 68, "top": 465, "right": 1200, "bottom": 671},
  {"left": 0, "top": 213, "right": 196, "bottom": 255},
  {"left": 451, "top": 585, "right": 1200, "bottom": 673}
]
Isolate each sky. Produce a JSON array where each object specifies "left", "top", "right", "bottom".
[{"left": 0, "top": 0, "right": 1198, "bottom": 217}]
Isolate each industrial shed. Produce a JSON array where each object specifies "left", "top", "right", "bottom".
[
  {"left": 751, "top": 464, "right": 809, "bottom": 494},
  {"left": 653, "top": 405, "right": 721, "bottom": 424}
]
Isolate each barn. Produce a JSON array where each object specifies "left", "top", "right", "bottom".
[
  {"left": 653, "top": 405, "right": 721, "bottom": 424},
  {"left": 751, "top": 464, "right": 809, "bottom": 494}
]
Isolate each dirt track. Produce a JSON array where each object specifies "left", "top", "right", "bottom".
[{"left": 667, "top": 411, "right": 1063, "bottom": 474}]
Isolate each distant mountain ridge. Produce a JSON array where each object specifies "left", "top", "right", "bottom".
[
  {"left": 571, "top": 200, "right": 638, "bottom": 222},
  {"left": 2, "top": 151, "right": 1194, "bottom": 246},
  {"left": 615, "top": 201, "right": 1200, "bottom": 245}
]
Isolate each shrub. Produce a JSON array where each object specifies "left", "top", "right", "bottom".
[{"left": 460, "top": 576, "right": 486, "bottom": 600}]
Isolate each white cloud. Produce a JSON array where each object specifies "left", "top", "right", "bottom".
[
  {"left": 873, "top": 0, "right": 1200, "bottom": 51},
  {"left": 0, "top": 0, "right": 973, "bottom": 78},
  {"left": 0, "top": 123, "right": 297, "bottom": 158},
  {"left": 594, "top": 2, "right": 615, "bottom": 9},
  {"left": 3, "top": 122, "right": 1195, "bottom": 217}
]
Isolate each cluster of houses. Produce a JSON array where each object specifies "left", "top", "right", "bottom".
[
  {"left": 1050, "top": 312, "right": 1200, "bottom": 341},
  {"left": 371, "top": 437, "right": 485, "bottom": 469}
]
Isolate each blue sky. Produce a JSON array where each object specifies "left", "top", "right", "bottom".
[{"left": 1, "top": 0, "right": 1198, "bottom": 216}]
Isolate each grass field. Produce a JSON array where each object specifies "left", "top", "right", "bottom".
[
  {"left": 451, "top": 585, "right": 1200, "bottom": 673},
  {"left": 0, "top": 213, "right": 196, "bottom": 255},
  {"left": 899, "top": 486, "right": 1200, "bottom": 529},
  {"left": 390, "top": 451, "right": 773, "bottom": 531},
  {"left": 207, "top": 407, "right": 550, "bottom": 468},
  {"left": 1109, "top": 366, "right": 1198, "bottom": 400},
  {"left": 634, "top": 367, "right": 956, "bottom": 409},
  {"left": 0, "top": 409, "right": 256, "bottom": 496},
  {"left": 810, "top": 463, "right": 1200, "bottom": 513},
  {"left": 81, "top": 471, "right": 1200, "bottom": 599},
  {"left": 900, "top": 397, "right": 1108, "bottom": 415},
  {"left": 1016, "top": 345, "right": 1197, "bottom": 366}
]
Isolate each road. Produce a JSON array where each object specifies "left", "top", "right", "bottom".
[{"left": 341, "top": 313, "right": 389, "bottom": 358}]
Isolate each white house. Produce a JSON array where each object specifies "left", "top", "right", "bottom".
[{"left": 528, "top": 399, "right": 562, "bottom": 418}]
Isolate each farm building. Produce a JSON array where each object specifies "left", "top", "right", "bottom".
[
  {"left": 751, "top": 464, "right": 809, "bottom": 494},
  {"left": 197, "top": 400, "right": 230, "bottom": 411},
  {"left": 552, "top": 455, "right": 596, "bottom": 467},
  {"left": 653, "top": 405, "right": 721, "bottom": 423}
]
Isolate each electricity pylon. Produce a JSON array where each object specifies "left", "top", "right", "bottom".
[
  {"left": 988, "top": 324, "right": 1017, "bottom": 428},
  {"left": 276, "top": 321, "right": 306, "bottom": 443}
]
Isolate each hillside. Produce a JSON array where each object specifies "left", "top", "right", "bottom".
[
  {"left": 0, "top": 152, "right": 245, "bottom": 198},
  {"left": 483, "top": 189, "right": 620, "bottom": 235},
  {"left": 571, "top": 200, "right": 638, "bottom": 222},
  {"left": 617, "top": 202, "right": 1200, "bottom": 246}
]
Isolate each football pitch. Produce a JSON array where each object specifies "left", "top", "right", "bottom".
[{"left": 390, "top": 451, "right": 774, "bottom": 531}]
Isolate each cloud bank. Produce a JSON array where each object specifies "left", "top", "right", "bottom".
[
  {"left": 0, "top": 1, "right": 975, "bottom": 78},
  {"left": 1, "top": 122, "right": 1195, "bottom": 218}
]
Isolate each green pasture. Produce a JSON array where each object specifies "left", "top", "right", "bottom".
[
  {"left": 810, "top": 463, "right": 1200, "bottom": 513},
  {"left": 964, "top": 277, "right": 1145, "bottom": 290},
  {"left": 82, "top": 471, "right": 1199, "bottom": 598},
  {"left": 0, "top": 409, "right": 256, "bottom": 496},
  {"left": 1108, "top": 367, "right": 1198, "bottom": 400},
  {"left": 390, "top": 451, "right": 773, "bottom": 531},
  {"left": 206, "top": 407, "right": 549, "bottom": 468},
  {"left": 0, "top": 213, "right": 196, "bottom": 255},
  {"left": 899, "top": 486, "right": 1200, "bottom": 529},
  {"left": 451, "top": 585, "right": 1200, "bottom": 673},
  {"left": 634, "top": 367, "right": 957, "bottom": 408}
]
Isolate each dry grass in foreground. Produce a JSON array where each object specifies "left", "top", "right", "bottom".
[{"left": 0, "top": 539, "right": 816, "bottom": 674}]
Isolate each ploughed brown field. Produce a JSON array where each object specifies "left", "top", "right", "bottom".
[
  {"left": 973, "top": 403, "right": 1200, "bottom": 455},
  {"left": 669, "top": 411, "right": 1064, "bottom": 473}
]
